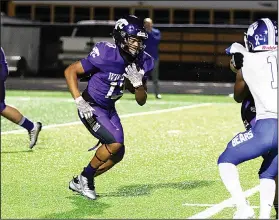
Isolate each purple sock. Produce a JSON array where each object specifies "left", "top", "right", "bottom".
[
  {"left": 18, "top": 117, "right": 34, "bottom": 131},
  {"left": 81, "top": 163, "right": 97, "bottom": 178}
]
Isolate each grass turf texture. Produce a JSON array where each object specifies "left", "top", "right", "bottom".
[{"left": 1, "top": 90, "right": 276, "bottom": 218}]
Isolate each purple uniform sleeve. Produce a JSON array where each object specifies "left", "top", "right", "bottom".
[{"left": 80, "top": 42, "right": 107, "bottom": 74}]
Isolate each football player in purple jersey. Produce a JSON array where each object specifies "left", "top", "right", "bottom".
[
  {"left": 65, "top": 15, "right": 154, "bottom": 200},
  {"left": 0, "top": 47, "right": 42, "bottom": 149}
]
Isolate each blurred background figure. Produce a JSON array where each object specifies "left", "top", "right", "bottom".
[{"left": 144, "top": 18, "right": 162, "bottom": 99}]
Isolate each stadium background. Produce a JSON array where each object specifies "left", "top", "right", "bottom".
[{"left": 1, "top": 0, "right": 277, "bottom": 87}]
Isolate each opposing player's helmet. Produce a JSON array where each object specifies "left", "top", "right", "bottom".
[
  {"left": 244, "top": 18, "right": 278, "bottom": 52},
  {"left": 113, "top": 15, "right": 148, "bottom": 57}
]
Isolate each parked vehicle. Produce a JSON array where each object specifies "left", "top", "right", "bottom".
[{"left": 58, "top": 20, "right": 115, "bottom": 66}]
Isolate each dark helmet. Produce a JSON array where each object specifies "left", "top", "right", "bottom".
[{"left": 113, "top": 15, "right": 148, "bottom": 58}]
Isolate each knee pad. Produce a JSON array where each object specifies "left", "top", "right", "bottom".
[
  {"left": 111, "top": 145, "right": 125, "bottom": 164},
  {"left": 95, "top": 143, "right": 123, "bottom": 164},
  {"left": 106, "top": 143, "right": 123, "bottom": 155}
]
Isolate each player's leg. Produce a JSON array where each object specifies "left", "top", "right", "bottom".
[
  {"left": 69, "top": 107, "right": 124, "bottom": 199},
  {"left": 218, "top": 119, "right": 277, "bottom": 218},
  {"left": 84, "top": 110, "right": 124, "bottom": 175},
  {"left": 94, "top": 145, "right": 125, "bottom": 177},
  {"left": 152, "top": 59, "right": 161, "bottom": 99},
  {"left": 0, "top": 80, "right": 42, "bottom": 148},
  {"left": 94, "top": 111, "right": 125, "bottom": 177},
  {"left": 258, "top": 150, "right": 278, "bottom": 219}
]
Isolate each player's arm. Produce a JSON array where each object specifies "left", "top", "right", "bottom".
[
  {"left": 234, "top": 69, "right": 249, "bottom": 103},
  {"left": 124, "top": 63, "right": 147, "bottom": 106},
  {"left": 64, "top": 60, "right": 96, "bottom": 119},
  {"left": 230, "top": 53, "right": 249, "bottom": 103},
  {"left": 125, "top": 79, "right": 135, "bottom": 94},
  {"left": 135, "top": 82, "right": 147, "bottom": 106},
  {"left": 125, "top": 78, "right": 147, "bottom": 105},
  {"left": 153, "top": 29, "right": 161, "bottom": 41},
  {"left": 64, "top": 61, "right": 85, "bottom": 99}
]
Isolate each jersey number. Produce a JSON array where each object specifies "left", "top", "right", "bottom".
[
  {"left": 105, "top": 81, "right": 124, "bottom": 99},
  {"left": 267, "top": 56, "right": 277, "bottom": 89}
]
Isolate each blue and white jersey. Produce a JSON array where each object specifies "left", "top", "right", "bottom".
[{"left": 227, "top": 43, "right": 277, "bottom": 120}]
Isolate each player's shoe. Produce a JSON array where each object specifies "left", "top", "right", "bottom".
[
  {"left": 156, "top": 94, "right": 162, "bottom": 99},
  {"left": 69, "top": 175, "right": 96, "bottom": 200},
  {"left": 233, "top": 203, "right": 255, "bottom": 219},
  {"left": 69, "top": 176, "right": 82, "bottom": 193},
  {"left": 28, "top": 122, "right": 42, "bottom": 149}
]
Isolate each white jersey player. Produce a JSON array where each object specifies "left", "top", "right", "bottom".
[
  {"left": 218, "top": 18, "right": 278, "bottom": 219},
  {"left": 228, "top": 42, "right": 277, "bottom": 120}
]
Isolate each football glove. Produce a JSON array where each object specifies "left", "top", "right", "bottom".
[
  {"left": 75, "top": 96, "right": 95, "bottom": 119},
  {"left": 123, "top": 63, "right": 144, "bottom": 88},
  {"left": 231, "top": 52, "right": 244, "bottom": 70}
]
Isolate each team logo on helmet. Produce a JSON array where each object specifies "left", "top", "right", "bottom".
[{"left": 244, "top": 18, "right": 278, "bottom": 52}]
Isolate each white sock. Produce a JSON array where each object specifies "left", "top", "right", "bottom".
[
  {"left": 259, "top": 178, "right": 276, "bottom": 219},
  {"left": 218, "top": 163, "right": 247, "bottom": 208}
]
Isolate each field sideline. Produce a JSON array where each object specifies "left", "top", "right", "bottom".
[{"left": 1, "top": 91, "right": 276, "bottom": 219}]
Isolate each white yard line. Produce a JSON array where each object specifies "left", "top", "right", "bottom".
[
  {"left": 188, "top": 185, "right": 260, "bottom": 219},
  {"left": 182, "top": 203, "right": 259, "bottom": 209},
  {"left": 7, "top": 96, "right": 233, "bottom": 105},
  {"left": 1, "top": 103, "right": 212, "bottom": 135},
  {"left": 7, "top": 97, "right": 196, "bottom": 105},
  {"left": 7, "top": 96, "right": 73, "bottom": 102}
]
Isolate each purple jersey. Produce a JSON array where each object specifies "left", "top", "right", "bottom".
[
  {"left": 81, "top": 41, "right": 154, "bottom": 109},
  {"left": 0, "top": 47, "right": 9, "bottom": 82}
]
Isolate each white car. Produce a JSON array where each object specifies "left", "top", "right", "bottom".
[{"left": 58, "top": 20, "right": 116, "bottom": 66}]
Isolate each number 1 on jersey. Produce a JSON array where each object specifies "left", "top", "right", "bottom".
[
  {"left": 267, "top": 56, "right": 277, "bottom": 89},
  {"left": 105, "top": 81, "right": 124, "bottom": 99}
]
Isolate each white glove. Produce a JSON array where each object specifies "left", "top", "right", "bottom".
[
  {"left": 123, "top": 63, "right": 144, "bottom": 88},
  {"left": 75, "top": 96, "right": 95, "bottom": 119}
]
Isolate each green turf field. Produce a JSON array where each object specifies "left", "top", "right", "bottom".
[{"left": 1, "top": 90, "right": 276, "bottom": 219}]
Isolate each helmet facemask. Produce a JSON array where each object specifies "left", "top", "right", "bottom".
[
  {"left": 244, "top": 32, "right": 254, "bottom": 52},
  {"left": 121, "top": 35, "right": 146, "bottom": 57},
  {"left": 112, "top": 15, "right": 148, "bottom": 59}
]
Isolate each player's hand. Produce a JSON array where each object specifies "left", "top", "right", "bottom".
[
  {"left": 123, "top": 63, "right": 144, "bottom": 88},
  {"left": 75, "top": 96, "right": 95, "bottom": 119},
  {"left": 231, "top": 52, "right": 244, "bottom": 70}
]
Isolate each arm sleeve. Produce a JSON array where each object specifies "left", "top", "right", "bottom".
[{"left": 80, "top": 58, "right": 99, "bottom": 74}]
